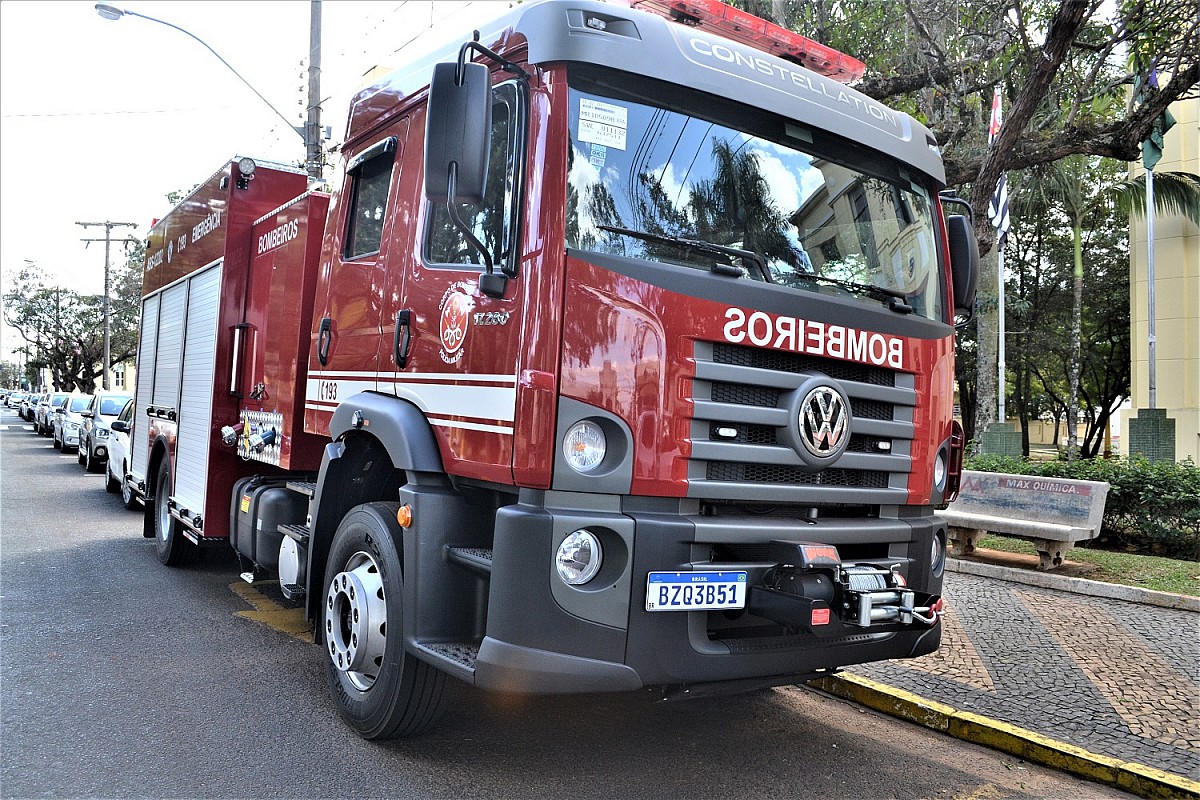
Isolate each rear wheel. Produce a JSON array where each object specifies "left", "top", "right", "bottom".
[
  {"left": 105, "top": 460, "right": 119, "bottom": 493},
  {"left": 322, "top": 502, "right": 447, "bottom": 739},
  {"left": 153, "top": 460, "right": 190, "bottom": 565}
]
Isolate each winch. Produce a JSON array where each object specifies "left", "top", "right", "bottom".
[{"left": 747, "top": 541, "right": 943, "bottom": 635}]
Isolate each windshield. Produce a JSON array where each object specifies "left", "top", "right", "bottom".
[
  {"left": 100, "top": 396, "right": 132, "bottom": 416},
  {"left": 565, "top": 80, "right": 945, "bottom": 322},
  {"left": 69, "top": 396, "right": 92, "bottom": 412}
]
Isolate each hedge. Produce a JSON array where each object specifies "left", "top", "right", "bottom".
[{"left": 961, "top": 454, "right": 1200, "bottom": 561}]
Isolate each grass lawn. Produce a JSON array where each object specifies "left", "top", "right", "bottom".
[{"left": 976, "top": 535, "right": 1200, "bottom": 597}]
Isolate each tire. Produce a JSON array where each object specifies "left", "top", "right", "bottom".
[
  {"left": 120, "top": 464, "right": 140, "bottom": 511},
  {"left": 52, "top": 429, "right": 62, "bottom": 450},
  {"left": 105, "top": 460, "right": 119, "bottom": 493},
  {"left": 153, "top": 459, "right": 190, "bottom": 566},
  {"left": 85, "top": 444, "right": 102, "bottom": 474},
  {"left": 322, "top": 502, "right": 447, "bottom": 739},
  {"left": 77, "top": 441, "right": 86, "bottom": 465}
]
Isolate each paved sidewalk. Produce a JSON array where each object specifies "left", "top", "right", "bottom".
[{"left": 819, "top": 560, "right": 1200, "bottom": 798}]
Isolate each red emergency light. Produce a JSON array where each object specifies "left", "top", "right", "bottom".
[{"left": 631, "top": 0, "right": 866, "bottom": 83}]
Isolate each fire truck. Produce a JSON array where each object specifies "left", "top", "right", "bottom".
[{"left": 128, "top": 0, "right": 978, "bottom": 738}]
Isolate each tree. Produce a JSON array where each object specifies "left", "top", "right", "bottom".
[
  {"left": 3, "top": 243, "right": 143, "bottom": 392},
  {"left": 747, "top": 0, "right": 1198, "bottom": 438}
]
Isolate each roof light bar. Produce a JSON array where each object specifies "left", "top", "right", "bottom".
[{"left": 631, "top": 0, "right": 866, "bottom": 83}]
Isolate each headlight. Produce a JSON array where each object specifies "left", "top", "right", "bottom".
[
  {"left": 562, "top": 420, "right": 606, "bottom": 474},
  {"left": 66, "top": 422, "right": 80, "bottom": 432},
  {"left": 97, "top": 428, "right": 110, "bottom": 438},
  {"left": 555, "top": 529, "right": 603, "bottom": 585}
]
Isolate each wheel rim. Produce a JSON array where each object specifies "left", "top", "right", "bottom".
[
  {"left": 156, "top": 469, "right": 170, "bottom": 543},
  {"left": 121, "top": 473, "right": 133, "bottom": 505},
  {"left": 325, "top": 550, "right": 388, "bottom": 692}
]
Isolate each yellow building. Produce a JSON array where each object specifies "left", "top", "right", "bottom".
[{"left": 1126, "top": 96, "right": 1200, "bottom": 462}]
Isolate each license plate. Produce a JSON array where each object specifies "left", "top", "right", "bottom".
[{"left": 645, "top": 571, "right": 747, "bottom": 612}]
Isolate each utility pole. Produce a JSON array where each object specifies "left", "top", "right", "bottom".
[
  {"left": 77, "top": 220, "right": 137, "bottom": 390},
  {"left": 305, "top": 0, "right": 323, "bottom": 180}
]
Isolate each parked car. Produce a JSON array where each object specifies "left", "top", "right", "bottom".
[
  {"left": 53, "top": 394, "right": 93, "bottom": 452},
  {"left": 79, "top": 391, "right": 133, "bottom": 472},
  {"left": 105, "top": 398, "right": 140, "bottom": 509},
  {"left": 36, "top": 392, "right": 71, "bottom": 436},
  {"left": 19, "top": 393, "right": 38, "bottom": 421},
  {"left": 6, "top": 391, "right": 26, "bottom": 411}
]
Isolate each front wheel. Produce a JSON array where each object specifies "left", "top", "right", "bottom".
[
  {"left": 120, "top": 465, "right": 140, "bottom": 511},
  {"left": 322, "top": 502, "right": 447, "bottom": 739},
  {"left": 153, "top": 460, "right": 191, "bottom": 565}
]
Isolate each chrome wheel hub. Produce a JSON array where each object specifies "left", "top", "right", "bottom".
[{"left": 325, "top": 551, "right": 387, "bottom": 691}]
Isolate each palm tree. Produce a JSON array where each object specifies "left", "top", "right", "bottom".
[{"left": 1036, "top": 156, "right": 1199, "bottom": 460}]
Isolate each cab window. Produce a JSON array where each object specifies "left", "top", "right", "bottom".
[{"left": 343, "top": 137, "right": 397, "bottom": 260}]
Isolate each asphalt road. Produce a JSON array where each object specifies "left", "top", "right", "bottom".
[{"left": 0, "top": 407, "right": 1130, "bottom": 799}]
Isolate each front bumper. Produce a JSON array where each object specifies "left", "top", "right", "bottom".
[{"left": 470, "top": 492, "right": 945, "bottom": 695}]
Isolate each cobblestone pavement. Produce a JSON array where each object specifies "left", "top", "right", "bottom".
[{"left": 848, "top": 571, "right": 1200, "bottom": 780}]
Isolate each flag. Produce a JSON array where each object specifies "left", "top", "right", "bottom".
[
  {"left": 1139, "top": 62, "right": 1176, "bottom": 171},
  {"left": 987, "top": 87, "right": 1011, "bottom": 247}
]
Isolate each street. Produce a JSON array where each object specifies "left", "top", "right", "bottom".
[{"left": 0, "top": 407, "right": 1130, "bottom": 799}]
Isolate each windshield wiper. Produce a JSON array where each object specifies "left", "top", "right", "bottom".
[
  {"left": 598, "top": 225, "right": 769, "bottom": 280},
  {"left": 795, "top": 273, "right": 915, "bottom": 314}
]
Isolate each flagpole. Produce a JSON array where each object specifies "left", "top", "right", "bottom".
[
  {"left": 1146, "top": 167, "right": 1156, "bottom": 409},
  {"left": 997, "top": 246, "right": 1006, "bottom": 422}
]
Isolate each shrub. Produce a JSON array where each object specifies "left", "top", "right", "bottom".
[{"left": 961, "top": 455, "right": 1200, "bottom": 561}]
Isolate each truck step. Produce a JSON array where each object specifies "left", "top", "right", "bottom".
[
  {"left": 286, "top": 480, "right": 317, "bottom": 498},
  {"left": 415, "top": 641, "right": 480, "bottom": 678},
  {"left": 278, "top": 523, "right": 310, "bottom": 545},
  {"left": 445, "top": 546, "right": 493, "bottom": 577}
]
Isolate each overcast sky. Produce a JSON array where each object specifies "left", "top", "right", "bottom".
[{"left": 0, "top": 0, "right": 503, "bottom": 360}]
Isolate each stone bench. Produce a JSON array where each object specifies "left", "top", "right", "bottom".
[{"left": 940, "top": 470, "right": 1110, "bottom": 571}]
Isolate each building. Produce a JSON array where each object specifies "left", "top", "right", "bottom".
[{"left": 1125, "top": 96, "right": 1200, "bottom": 462}]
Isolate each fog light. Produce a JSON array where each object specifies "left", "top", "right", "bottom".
[
  {"left": 555, "top": 529, "right": 603, "bottom": 585},
  {"left": 563, "top": 420, "right": 606, "bottom": 474},
  {"left": 933, "top": 451, "right": 947, "bottom": 491},
  {"left": 932, "top": 532, "right": 946, "bottom": 574}
]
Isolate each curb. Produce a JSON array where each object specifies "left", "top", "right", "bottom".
[
  {"left": 812, "top": 673, "right": 1200, "bottom": 800},
  {"left": 946, "top": 557, "right": 1200, "bottom": 612}
]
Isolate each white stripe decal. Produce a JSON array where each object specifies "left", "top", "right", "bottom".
[{"left": 305, "top": 376, "right": 517, "bottom": 426}]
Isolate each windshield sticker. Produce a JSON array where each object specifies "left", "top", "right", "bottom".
[
  {"left": 579, "top": 98, "right": 628, "bottom": 151},
  {"left": 589, "top": 143, "right": 607, "bottom": 169}
]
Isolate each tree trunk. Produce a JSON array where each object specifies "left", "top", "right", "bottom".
[
  {"left": 1067, "top": 221, "right": 1084, "bottom": 462},
  {"left": 972, "top": 248, "right": 999, "bottom": 451}
]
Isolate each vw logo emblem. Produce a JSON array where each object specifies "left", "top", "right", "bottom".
[{"left": 799, "top": 385, "right": 849, "bottom": 458}]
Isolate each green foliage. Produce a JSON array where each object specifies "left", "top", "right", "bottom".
[{"left": 964, "top": 454, "right": 1200, "bottom": 560}]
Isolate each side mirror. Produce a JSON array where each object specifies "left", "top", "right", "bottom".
[
  {"left": 946, "top": 214, "right": 978, "bottom": 323},
  {"left": 110, "top": 420, "right": 128, "bottom": 434},
  {"left": 424, "top": 60, "right": 492, "bottom": 205},
  {"left": 81, "top": 410, "right": 94, "bottom": 419}
]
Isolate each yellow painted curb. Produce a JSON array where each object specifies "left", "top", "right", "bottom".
[
  {"left": 229, "top": 581, "right": 313, "bottom": 641},
  {"left": 813, "top": 673, "right": 1200, "bottom": 800}
]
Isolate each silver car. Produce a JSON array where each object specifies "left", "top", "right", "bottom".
[
  {"left": 37, "top": 392, "right": 72, "bottom": 436},
  {"left": 80, "top": 391, "right": 133, "bottom": 472},
  {"left": 53, "top": 394, "right": 93, "bottom": 452}
]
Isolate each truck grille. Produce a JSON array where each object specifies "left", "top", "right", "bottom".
[{"left": 688, "top": 341, "right": 916, "bottom": 505}]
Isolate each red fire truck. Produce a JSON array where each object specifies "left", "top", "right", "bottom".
[{"left": 128, "top": 0, "right": 978, "bottom": 738}]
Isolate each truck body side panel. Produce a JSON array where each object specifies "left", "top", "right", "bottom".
[
  {"left": 174, "top": 263, "right": 222, "bottom": 521},
  {"left": 130, "top": 293, "right": 159, "bottom": 487}
]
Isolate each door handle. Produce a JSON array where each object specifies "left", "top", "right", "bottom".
[
  {"left": 317, "top": 317, "right": 332, "bottom": 366},
  {"left": 393, "top": 310, "right": 413, "bottom": 368}
]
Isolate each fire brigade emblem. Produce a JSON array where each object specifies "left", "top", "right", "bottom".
[{"left": 438, "top": 284, "right": 474, "bottom": 364}]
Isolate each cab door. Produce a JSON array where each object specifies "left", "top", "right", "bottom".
[
  {"left": 379, "top": 80, "right": 528, "bottom": 484},
  {"left": 305, "top": 128, "right": 406, "bottom": 434}
]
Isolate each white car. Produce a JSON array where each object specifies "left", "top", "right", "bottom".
[
  {"left": 53, "top": 394, "right": 93, "bottom": 452},
  {"left": 37, "top": 392, "right": 72, "bottom": 436},
  {"left": 105, "top": 398, "right": 140, "bottom": 510}
]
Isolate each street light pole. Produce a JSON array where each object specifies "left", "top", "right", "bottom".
[
  {"left": 77, "top": 220, "right": 137, "bottom": 390},
  {"left": 95, "top": 3, "right": 323, "bottom": 180}
]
